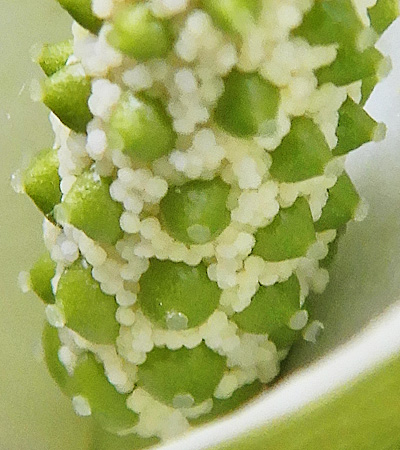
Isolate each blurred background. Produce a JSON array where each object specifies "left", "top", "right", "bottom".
[
  {"left": 0, "top": 1, "right": 92, "bottom": 449},
  {"left": 0, "top": 1, "right": 399, "bottom": 449}
]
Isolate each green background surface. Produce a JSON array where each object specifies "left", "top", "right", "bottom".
[
  {"left": 1, "top": 2, "right": 400, "bottom": 450},
  {"left": 217, "top": 355, "right": 400, "bottom": 450},
  {"left": 0, "top": 2, "right": 91, "bottom": 449}
]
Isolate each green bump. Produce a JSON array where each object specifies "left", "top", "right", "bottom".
[
  {"left": 360, "top": 48, "right": 387, "bottom": 106},
  {"left": 56, "top": 261, "right": 119, "bottom": 345},
  {"left": 30, "top": 252, "right": 56, "bottom": 304},
  {"left": 91, "top": 425, "right": 159, "bottom": 450},
  {"left": 361, "top": 75, "right": 379, "bottom": 106},
  {"left": 38, "top": 40, "right": 73, "bottom": 77},
  {"left": 56, "top": 0, "right": 103, "bottom": 34},
  {"left": 60, "top": 171, "right": 123, "bottom": 245},
  {"left": 316, "top": 46, "right": 383, "bottom": 87},
  {"left": 315, "top": 174, "right": 360, "bottom": 232},
  {"left": 42, "top": 322, "right": 74, "bottom": 396},
  {"left": 333, "top": 97, "right": 380, "bottom": 156},
  {"left": 139, "top": 259, "right": 220, "bottom": 329},
  {"left": 253, "top": 197, "right": 316, "bottom": 262},
  {"left": 42, "top": 65, "right": 93, "bottom": 134},
  {"left": 191, "top": 381, "right": 263, "bottom": 425},
  {"left": 109, "top": 93, "right": 176, "bottom": 162},
  {"left": 23, "top": 148, "right": 61, "bottom": 217},
  {"left": 294, "top": 0, "right": 381, "bottom": 87},
  {"left": 368, "top": 0, "right": 399, "bottom": 35},
  {"left": 215, "top": 70, "right": 280, "bottom": 138},
  {"left": 74, "top": 353, "right": 138, "bottom": 433},
  {"left": 160, "top": 178, "right": 231, "bottom": 245},
  {"left": 320, "top": 225, "right": 346, "bottom": 269},
  {"left": 232, "top": 275, "right": 301, "bottom": 335},
  {"left": 269, "top": 117, "right": 332, "bottom": 183},
  {"left": 268, "top": 326, "right": 300, "bottom": 350},
  {"left": 202, "top": 0, "right": 262, "bottom": 35},
  {"left": 138, "top": 344, "right": 226, "bottom": 405},
  {"left": 108, "top": 4, "right": 172, "bottom": 61},
  {"left": 293, "top": 0, "right": 363, "bottom": 47}
]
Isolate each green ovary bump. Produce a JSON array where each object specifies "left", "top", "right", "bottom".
[
  {"left": 56, "top": 0, "right": 103, "bottom": 34},
  {"left": 269, "top": 117, "right": 332, "bottom": 183},
  {"left": 73, "top": 353, "right": 138, "bottom": 433},
  {"left": 108, "top": 5, "right": 173, "bottom": 61},
  {"left": 42, "top": 322, "right": 74, "bottom": 396},
  {"left": 334, "top": 97, "right": 382, "bottom": 156},
  {"left": 139, "top": 259, "right": 220, "bottom": 330},
  {"left": 160, "top": 178, "right": 231, "bottom": 245},
  {"left": 42, "top": 65, "right": 93, "bottom": 134},
  {"left": 138, "top": 344, "right": 226, "bottom": 406},
  {"left": 56, "top": 261, "right": 119, "bottom": 345},
  {"left": 23, "top": 148, "right": 61, "bottom": 217},
  {"left": 109, "top": 93, "right": 176, "bottom": 163},
  {"left": 233, "top": 275, "right": 301, "bottom": 335},
  {"left": 38, "top": 40, "right": 73, "bottom": 77},
  {"left": 59, "top": 172, "right": 123, "bottom": 245},
  {"left": 253, "top": 198, "right": 316, "bottom": 262},
  {"left": 30, "top": 252, "right": 57, "bottom": 304},
  {"left": 315, "top": 174, "right": 361, "bottom": 232},
  {"left": 215, "top": 70, "right": 280, "bottom": 138}
]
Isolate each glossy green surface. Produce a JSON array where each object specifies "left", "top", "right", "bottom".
[
  {"left": 202, "top": 0, "right": 261, "bottom": 35},
  {"left": 60, "top": 172, "right": 123, "bottom": 245},
  {"left": 293, "top": 0, "right": 363, "bottom": 47},
  {"left": 316, "top": 46, "right": 383, "bottom": 87},
  {"left": 108, "top": 4, "right": 172, "bottom": 61},
  {"left": 253, "top": 198, "right": 316, "bottom": 262},
  {"left": 368, "top": 0, "right": 399, "bottom": 35},
  {"left": 42, "top": 322, "right": 74, "bottom": 396},
  {"left": 23, "top": 147, "right": 61, "bottom": 217},
  {"left": 361, "top": 74, "right": 379, "bottom": 106},
  {"left": 215, "top": 70, "right": 280, "bottom": 138},
  {"left": 42, "top": 64, "right": 93, "bottom": 133},
  {"left": 56, "top": 261, "right": 119, "bottom": 345},
  {"left": 319, "top": 225, "right": 346, "bottom": 269},
  {"left": 74, "top": 353, "right": 138, "bottom": 433},
  {"left": 333, "top": 97, "right": 379, "bottom": 156},
  {"left": 160, "top": 178, "right": 231, "bottom": 245},
  {"left": 269, "top": 117, "right": 332, "bottom": 182},
  {"left": 38, "top": 39, "right": 73, "bottom": 76},
  {"left": 56, "top": 0, "right": 103, "bottom": 34},
  {"left": 109, "top": 93, "right": 176, "bottom": 162},
  {"left": 139, "top": 259, "right": 220, "bottom": 329},
  {"left": 30, "top": 252, "right": 57, "bottom": 304},
  {"left": 232, "top": 275, "right": 301, "bottom": 335},
  {"left": 315, "top": 174, "right": 360, "bottom": 232},
  {"left": 191, "top": 381, "right": 264, "bottom": 425},
  {"left": 138, "top": 344, "right": 226, "bottom": 405},
  {"left": 268, "top": 326, "right": 300, "bottom": 351}
]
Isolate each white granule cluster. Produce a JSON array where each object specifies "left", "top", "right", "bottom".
[
  {"left": 231, "top": 182, "right": 280, "bottom": 227},
  {"left": 128, "top": 389, "right": 190, "bottom": 440},
  {"left": 33, "top": 0, "right": 378, "bottom": 441},
  {"left": 92, "top": 0, "right": 114, "bottom": 19},
  {"left": 151, "top": 0, "right": 190, "bottom": 18},
  {"left": 169, "top": 128, "right": 225, "bottom": 179},
  {"left": 73, "top": 23, "right": 123, "bottom": 77},
  {"left": 172, "top": 11, "right": 237, "bottom": 133},
  {"left": 72, "top": 395, "right": 92, "bottom": 416}
]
